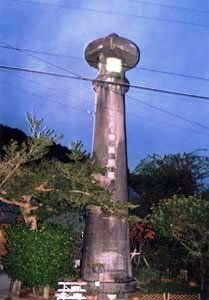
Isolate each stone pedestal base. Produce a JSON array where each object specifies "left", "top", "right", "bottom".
[{"left": 86, "top": 279, "right": 137, "bottom": 300}]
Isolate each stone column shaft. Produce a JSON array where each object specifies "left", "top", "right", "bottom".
[{"left": 81, "top": 33, "right": 140, "bottom": 296}]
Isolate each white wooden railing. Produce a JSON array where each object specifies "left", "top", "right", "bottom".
[{"left": 55, "top": 281, "right": 87, "bottom": 300}]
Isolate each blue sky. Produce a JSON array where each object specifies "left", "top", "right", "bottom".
[{"left": 1, "top": 0, "right": 209, "bottom": 169}]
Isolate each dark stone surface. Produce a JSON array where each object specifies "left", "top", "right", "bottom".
[{"left": 85, "top": 33, "right": 140, "bottom": 70}]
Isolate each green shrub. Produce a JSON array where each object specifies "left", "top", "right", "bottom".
[
  {"left": 136, "top": 267, "right": 161, "bottom": 284},
  {"left": 3, "top": 223, "right": 75, "bottom": 287}
]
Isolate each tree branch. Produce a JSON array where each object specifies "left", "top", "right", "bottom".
[
  {"left": 0, "top": 196, "right": 24, "bottom": 208},
  {"left": 0, "top": 162, "right": 22, "bottom": 189},
  {"left": 70, "top": 190, "right": 91, "bottom": 197}
]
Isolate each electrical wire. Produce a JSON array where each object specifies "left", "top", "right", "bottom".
[
  {"left": 98, "top": 81, "right": 209, "bottom": 134},
  {"left": 7, "top": 0, "right": 209, "bottom": 30},
  {"left": 2, "top": 27, "right": 208, "bottom": 131},
  {"left": 21, "top": 72, "right": 209, "bottom": 134},
  {"left": 2, "top": 76, "right": 209, "bottom": 139},
  {"left": 137, "top": 67, "right": 209, "bottom": 84},
  {"left": 99, "top": 82, "right": 209, "bottom": 137},
  {"left": 0, "top": 80, "right": 91, "bottom": 115},
  {"left": 0, "top": 42, "right": 81, "bottom": 78},
  {"left": 0, "top": 1, "right": 208, "bottom": 155},
  {"left": 129, "top": 0, "right": 209, "bottom": 16},
  {"left": 15, "top": 73, "right": 125, "bottom": 115},
  {"left": 1, "top": 64, "right": 209, "bottom": 102},
  {"left": 0, "top": 44, "right": 81, "bottom": 60},
  {"left": 1, "top": 52, "right": 209, "bottom": 135},
  {"left": 127, "top": 94, "right": 209, "bottom": 131},
  {"left": 2, "top": 43, "right": 209, "bottom": 85},
  {"left": 132, "top": 89, "right": 209, "bottom": 106}
]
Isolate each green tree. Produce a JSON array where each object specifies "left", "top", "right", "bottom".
[
  {"left": 0, "top": 114, "right": 59, "bottom": 229},
  {"left": 151, "top": 195, "right": 209, "bottom": 299},
  {"left": 0, "top": 115, "right": 133, "bottom": 297},
  {"left": 0, "top": 115, "right": 114, "bottom": 296},
  {"left": 130, "top": 152, "right": 209, "bottom": 216},
  {"left": 0, "top": 116, "right": 117, "bottom": 230}
]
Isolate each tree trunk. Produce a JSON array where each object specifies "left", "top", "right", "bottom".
[
  {"left": 10, "top": 279, "right": 21, "bottom": 296},
  {"left": 200, "top": 256, "right": 209, "bottom": 300},
  {"left": 22, "top": 208, "right": 38, "bottom": 230},
  {"left": 32, "top": 287, "right": 38, "bottom": 296},
  {"left": 200, "top": 256, "right": 204, "bottom": 296},
  {"left": 43, "top": 285, "right": 50, "bottom": 299}
]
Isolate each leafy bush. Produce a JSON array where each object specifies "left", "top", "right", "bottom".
[
  {"left": 136, "top": 267, "right": 161, "bottom": 284},
  {"left": 151, "top": 195, "right": 209, "bottom": 298},
  {"left": 3, "top": 223, "right": 75, "bottom": 287}
]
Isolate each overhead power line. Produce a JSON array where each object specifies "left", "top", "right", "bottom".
[
  {"left": 130, "top": 0, "right": 209, "bottom": 15},
  {"left": 0, "top": 44, "right": 81, "bottom": 60},
  {"left": 133, "top": 89, "right": 209, "bottom": 106},
  {"left": 127, "top": 95, "right": 209, "bottom": 131},
  {"left": 3, "top": 75, "right": 209, "bottom": 139},
  {"left": 138, "top": 67, "right": 209, "bottom": 83},
  {"left": 15, "top": 73, "right": 125, "bottom": 116},
  {"left": 1, "top": 64, "right": 209, "bottom": 102},
  {"left": 0, "top": 80, "right": 92, "bottom": 115},
  {"left": 8, "top": 0, "right": 209, "bottom": 30},
  {"left": 16, "top": 71, "right": 209, "bottom": 134},
  {"left": 3, "top": 40, "right": 209, "bottom": 131},
  {"left": 0, "top": 42, "right": 81, "bottom": 78},
  {"left": 1, "top": 63, "right": 209, "bottom": 134},
  {"left": 2, "top": 43, "right": 209, "bottom": 85},
  {"left": 0, "top": 43, "right": 96, "bottom": 72}
]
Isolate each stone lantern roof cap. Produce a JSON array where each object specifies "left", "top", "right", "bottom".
[{"left": 85, "top": 33, "right": 140, "bottom": 70}]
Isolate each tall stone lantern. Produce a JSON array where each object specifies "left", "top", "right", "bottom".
[{"left": 81, "top": 34, "right": 140, "bottom": 298}]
